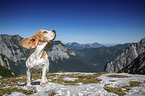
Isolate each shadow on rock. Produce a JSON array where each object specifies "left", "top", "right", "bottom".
[
  {"left": 18, "top": 81, "right": 40, "bottom": 86},
  {"left": 31, "top": 81, "right": 40, "bottom": 85}
]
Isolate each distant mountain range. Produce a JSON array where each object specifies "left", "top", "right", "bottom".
[
  {"left": 66, "top": 42, "right": 130, "bottom": 72},
  {"left": 109, "top": 43, "right": 130, "bottom": 48},
  {"left": 66, "top": 42, "right": 104, "bottom": 50}
]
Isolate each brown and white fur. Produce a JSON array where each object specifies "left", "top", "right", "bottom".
[{"left": 20, "top": 29, "right": 56, "bottom": 86}]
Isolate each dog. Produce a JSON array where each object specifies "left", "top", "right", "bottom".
[{"left": 20, "top": 29, "right": 56, "bottom": 86}]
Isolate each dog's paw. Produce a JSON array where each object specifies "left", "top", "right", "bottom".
[{"left": 40, "top": 82, "right": 46, "bottom": 87}]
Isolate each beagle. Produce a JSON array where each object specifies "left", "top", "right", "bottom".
[{"left": 21, "top": 29, "right": 56, "bottom": 86}]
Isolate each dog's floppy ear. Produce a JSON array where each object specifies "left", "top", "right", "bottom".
[
  {"left": 20, "top": 36, "right": 39, "bottom": 49},
  {"left": 45, "top": 43, "right": 52, "bottom": 49}
]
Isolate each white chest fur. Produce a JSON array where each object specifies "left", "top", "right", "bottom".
[{"left": 26, "top": 42, "right": 49, "bottom": 69}]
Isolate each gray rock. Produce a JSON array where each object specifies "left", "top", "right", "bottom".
[
  {"left": 119, "top": 52, "right": 145, "bottom": 74},
  {"left": 105, "top": 38, "right": 145, "bottom": 73},
  {"left": 0, "top": 34, "right": 27, "bottom": 74},
  {"left": 4, "top": 73, "right": 145, "bottom": 96}
]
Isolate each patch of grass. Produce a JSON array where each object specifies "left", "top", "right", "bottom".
[
  {"left": 51, "top": 76, "right": 101, "bottom": 85},
  {"left": 107, "top": 75, "right": 132, "bottom": 78},
  {"left": 123, "top": 81, "right": 143, "bottom": 92},
  {"left": 49, "top": 72, "right": 108, "bottom": 85},
  {"left": 104, "top": 83, "right": 111, "bottom": 87},
  {"left": 109, "top": 80, "right": 116, "bottom": 82},
  {"left": 32, "top": 73, "right": 58, "bottom": 81},
  {"left": 104, "top": 86, "right": 126, "bottom": 95},
  {"left": 47, "top": 73, "right": 59, "bottom": 79},
  {"left": 129, "top": 81, "right": 142, "bottom": 87},
  {"left": 93, "top": 72, "right": 109, "bottom": 77},
  {"left": 0, "top": 87, "right": 36, "bottom": 95},
  {"left": 0, "top": 76, "right": 26, "bottom": 88},
  {"left": 51, "top": 76, "right": 78, "bottom": 85},
  {"left": 104, "top": 81, "right": 143, "bottom": 95},
  {"left": 62, "top": 72, "right": 108, "bottom": 78},
  {"left": 123, "top": 81, "right": 142, "bottom": 88},
  {"left": 32, "top": 73, "right": 41, "bottom": 80}
]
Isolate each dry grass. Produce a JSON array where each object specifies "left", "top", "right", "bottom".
[
  {"left": 104, "top": 86, "right": 126, "bottom": 95},
  {"left": 0, "top": 76, "right": 26, "bottom": 88},
  {"left": 104, "top": 80, "right": 143, "bottom": 95},
  {"left": 107, "top": 75, "right": 132, "bottom": 78},
  {"left": 0, "top": 87, "right": 36, "bottom": 95},
  {"left": 0, "top": 75, "right": 36, "bottom": 95},
  {"left": 109, "top": 80, "right": 116, "bottom": 82},
  {"left": 50, "top": 72, "right": 108, "bottom": 85},
  {"left": 123, "top": 81, "right": 142, "bottom": 88}
]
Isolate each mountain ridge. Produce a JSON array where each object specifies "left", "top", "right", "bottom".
[
  {"left": 66, "top": 42, "right": 105, "bottom": 50},
  {"left": 119, "top": 52, "right": 145, "bottom": 74},
  {"left": 105, "top": 38, "right": 145, "bottom": 73}
]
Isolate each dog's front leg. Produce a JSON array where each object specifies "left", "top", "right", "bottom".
[
  {"left": 40, "top": 66, "right": 47, "bottom": 87},
  {"left": 26, "top": 68, "right": 31, "bottom": 86}
]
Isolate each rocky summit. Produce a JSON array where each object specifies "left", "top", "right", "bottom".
[
  {"left": 1, "top": 72, "right": 145, "bottom": 96},
  {"left": 105, "top": 38, "right": 145, "bottom": 73}
]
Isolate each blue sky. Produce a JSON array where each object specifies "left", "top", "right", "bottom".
[{"left": 0, "top": 0, "right": 145, "bottom": 44}]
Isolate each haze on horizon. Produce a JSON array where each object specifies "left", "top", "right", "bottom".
[{"left": 0, "top": 0, "right": 145, "bottom": 45}]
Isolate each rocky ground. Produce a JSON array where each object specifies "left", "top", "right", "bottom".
[{"left": 0, "top": 72, "right": 145, "bottom": 96}]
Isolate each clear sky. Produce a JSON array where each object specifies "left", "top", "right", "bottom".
[{"left": 0, "top": 0, "right": 145, "bottom": 44}]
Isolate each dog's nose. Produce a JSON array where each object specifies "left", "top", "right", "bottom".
[{"left": 52, "top": 30, "right": 56, "bottom": 33}]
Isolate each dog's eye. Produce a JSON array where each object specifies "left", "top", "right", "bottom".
[{"left": 43, "top": 31, "right": 48, "bottom": 34}]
